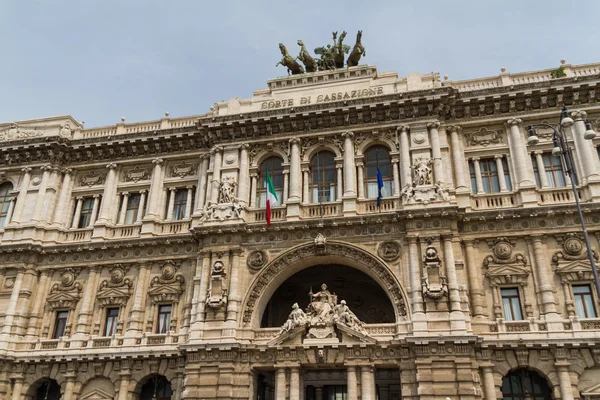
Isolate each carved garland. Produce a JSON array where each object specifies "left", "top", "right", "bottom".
[{"left": 242, "top": 241, "right": 408, "bottom": 325}]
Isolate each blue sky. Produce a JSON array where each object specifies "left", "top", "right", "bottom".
[{"left": 1, "top": 1, "right": 598, "bottom": 127}]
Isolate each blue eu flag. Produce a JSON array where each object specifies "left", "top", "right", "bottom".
[{"left": 377, "top": 167, "right": 384, "bottom": 207}]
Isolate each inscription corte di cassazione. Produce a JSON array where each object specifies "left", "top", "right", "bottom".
[{"left": 261, "top": 86, "right": 384, "bottom": 110}]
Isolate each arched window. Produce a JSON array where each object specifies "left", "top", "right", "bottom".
[
  {"left": 140, "top": 375, "right": 172, "bottom": 400},
  {"left": 0, "top": 182, "right": 13, "bottom": 228},
  {"left": 257, "top": 157, "right": 284, "bottom": 207},
  {"left": 364, "top": 145, "right": 393, "bottom": 199},
  {"left": 310, "top": 151, "right": 337, "bottom": 203},
  {"left": 501, "top": 369, "right": 553, "bottom": 400},
  {"left": 34, "top": 379, "right": 61, "bottom": 400}
]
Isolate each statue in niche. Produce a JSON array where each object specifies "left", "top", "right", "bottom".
[
  {"left": 308, "top": 283, "right": 336, "bottom": 323},
  {"left": 218, "top": 176, "right": 237, "bottom": 204},
  {"left": 413, "top": 158, "right": 432, "bottom": 186}
]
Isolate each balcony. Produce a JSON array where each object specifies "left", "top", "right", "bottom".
[
  {"left": 60, "top": 227, "right": 93, "bottom": 243},
  {"left": 245, "top": 206, "right": 287, "bottom": 224},
  {"left": 107, "top": 224, "right": 141, "bottom": 239},
  {"left": 302, "top": 202, "right": 343, "bottom": 218},
  {"left": 537, "top": 186, "right": 582, "bottom": 205},
  {"left": 471, "top": 192, "right": 519, "bottom": 210},
  {"left": 158, "top": 220, "right": 192, "bottom": 235},
  {"left": 357, "top": 198, "right": 399, "bottom": 214}
]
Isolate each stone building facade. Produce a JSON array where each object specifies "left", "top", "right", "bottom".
[{"left": 1, "top": 61, "right": 600, "bottom": 400}]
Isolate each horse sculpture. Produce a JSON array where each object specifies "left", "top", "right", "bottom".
[
  {"left": 276, "top": 43, "right": 305, "bottom": 75},
  {"left": 297, "top": 40, "right": 317, "bottom": 73},
  {"left": 332, "top": 31, "right": 350, "bottom": 69},
  {"left": 347, "top": 30, "right": 366, "bottom": 67}
]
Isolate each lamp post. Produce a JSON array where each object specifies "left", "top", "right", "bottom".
[{"left": 526, "top": 106, "right": 600, "bottom": 299}]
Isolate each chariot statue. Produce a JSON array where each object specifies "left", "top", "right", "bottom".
[{"left": 276, "top": 43, "right": 305, "bottom": 75}]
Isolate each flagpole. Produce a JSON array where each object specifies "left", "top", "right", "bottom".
[{"left": 376, "top": 148, "right": 381, "bottom": 212}]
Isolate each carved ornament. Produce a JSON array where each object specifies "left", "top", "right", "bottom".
[
  {"left": 47, "top": 268, "right": 83, "bottom": 311},
  {"left": 171, "top": 161, "right": 197, "bottom": 178},
  {"left": 0, "top": 123, "right": 43, "bottom": 141},
  {"left": 123, "top": 165, "right": 149, "bottom": 182},
  {"left": 78, "top": 170, "right": 106, "bottom": 187},
  {"left": 465, "top": 127, "right": 503, "bottom": 147},
  {"left": 421, "top": 240, "right": 447, "bottom": 301},
  {"left": 378, "top": 241, "right": 400, "bottom": 262},
  {"left": 483, "top": 238, "right": 529, "bottom": 286},
  {"left": 148, "top": 260, "right": 185, "bottom": 304},
  {"left": 247, "top": 250, "right": 268, "bottom": 271},
  {"left": 97, "top": 264, "right": 133, "bottom": 308}
]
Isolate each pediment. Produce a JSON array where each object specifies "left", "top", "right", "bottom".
[
  {"left": 554, "top": 260, "right": 594, "bottom": 281},
  {"left": 336, "top": 323, "right": 376, "bottom": 344},
  {"left": 97, "top": 286, "right": 132, "bottom": 307},
  {"left": 147, "top": 282, "right": 184, "bottom": 303},
  {"left": 485, "top": 264, "right": 530, "bottom": 277},
  {"left": 581, "top": 381, "right": 600, "bottom": 396},
  {"left": 47, "top": 290, "right": 81, "bottom": 310},
  {"left": 80, "top": 389, "right": 114, "bottom": 400},
  {"left": 268, "top": 326, "right": 305, "bottom": 346}
]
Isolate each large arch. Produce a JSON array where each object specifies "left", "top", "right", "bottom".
[{"left": 241, "top": 240, "right": 409, "bottom": 328}]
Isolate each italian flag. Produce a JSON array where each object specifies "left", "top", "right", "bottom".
[{"left": 266, "top": 172, "right": 278, "bottom": 226}]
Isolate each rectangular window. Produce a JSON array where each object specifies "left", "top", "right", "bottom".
[
  {"left": 78, "top": 197, "right": 95, "bottom": 228},
  {"left": 469, "top": 158, "right": 512, "bottom": 194},
  {"left": 532, "top": 153, "right": 566, "bottom": 188},
  {"left": 157, "top": 304, "right": 172, "bottom": 334},
  {"left": 124, "top": 193, "right": 141, "bottom": 224},
  {"left": 501, "top": 287, "right": 523, "bottom": 321},
  {"left": 573, "top": 284, "right": 597, "bottom": 318},
  {"left": 52, "top": 310, "right": 68, "bottom": 339},
  {"left": 104, "top": 307, "right": 119, "bottom": 336}
]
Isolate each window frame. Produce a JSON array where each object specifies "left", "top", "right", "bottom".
[
  {"left": 0, "top": 182, "right": 13, "bottom": 228},
  {"left": 52, "top": 310, "right": 69, "bottom": 339},
  {"left": 532, "top": 153, "right": 566, "bottom": 188},
  {"left": 363, "top": 145, "right": 394, "bottom": 200},
  {"left": 573, "top": 284, "right": 597, "bottom": 319},
  {"left": 256, "top": 156, "right": 284, "bottom": 208},
  {"left": 500, "top": 287, "right": 524, "bottom": 321},
  {"left": 156, "top": 304, "right": 172, "bottom": 334},
  {"left": 78, "top": 197, "right": 95, "bottom": 228},
  {"left": 124, "top": 193, "right": 141, "bottom": 224},
  {"left": 310, "top": 151, "right": 337, "bottom": 203},
  {"left": 104, "top": 307, "right": 120, "bottom": 336}
]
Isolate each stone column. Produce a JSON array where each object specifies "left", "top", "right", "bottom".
[
  {"left": 531, "top": 235, "right": 558, "bottom": 315},
  {"left": 196, "top": 252, "right": 212, "bottom": 320},
  {"left": 127, "top": 263, "right": 150, "bottom": 334},
  {"left": 289, "top": 138, "right": 302, "bottom": 202},
  {"left": 357, "top": 161, "right": 365, "bottom": 199},
  {"left": 302, "top": 167, "right": 310, "bottom": 204},
  {"left": 63, "top": 375, "right": 76, "bottom": 400},
  {"left": 10, "top": 377, "right": 23, "bottom": 400},
  {"left": 463, "top": 240, "right": 486, "bottom": 317},
  {"left": 556, "top": 364, "right": 574, "bottom": 400},
  {"left": 398, "top": 126, "right": 411, "bottom": 187},
  {"left": 572, "top": 110, "right": 600, "bottom": 182},
  {"left": 495, "top": 155, "right": 509, "bottom": 192},
  {"left": 145, "top": 158, "right": 164, "bottom": 219},
  {"left": 11, "top": 167, "right": 32, "bottom": 224},
  {"left": 209, "top": 146, "right": 223, "bottom": 204},
  {"left": 250, "top": 173, "right": 258, "bottom": 208},
  {"left": 75, "top": 267, "right": 99, "bottom": 335},
  {"left": 89, "top": 195, "right": 101, "bottom": 227},
  {"left": 166, "top": 188, "right": 176, "bottom": 221},
  {"left": 190, "top": 252, "right": 206, "bottom": 325},
  {"left": 360, "top": 366, "right": 376, "bottom": 400},
  {"left": 534, "top": 151, "right": 550, "bottom": 188},
  {"left": 427, "top": 121, "right": 444, "bottom": 184},
  {"left": 4, "top": 198, "right": 15, "bottom": 226},
  {"left": 71, "top": 197, "right": 83, "bottom": 229},
  {"left": 391, "top": 158, "right": 400, "bottom": 196},
  {"left": 238, "top": 144, "right": 250, "bottom": 204},
  {"left": 1, "top": 269, "right": 24, "bottom": 334},
  {"left": 408, "top": 237, "right": 424, "bottom": 313},
  {"left": 31, "top": 165, "right": 52, "bottom": 222},
  {"left": 226, "top": 250, "right": 241, "bottom": 324},
  {"left": 97, "top": 163, "right": 119, "bottom": 223},
  {"left": 42, "top": 166, "right": 61, "bottom": 223},
  {"left": 443, "top": 236, "right": 462, "bottom": 313},
  {"left": 472, "top": 157, "right": 485, "bottom": 194},
  {"left": 117, "top": 371, "right": 131, "bottom": 400},
  {"left": 136, "top": 191, "right": 146, "bottom": 223},
  {"left": 195, "top": 154, "right": 210, "bottom": 213},
  {"left": 336, "top": 164, "right": 344, "bottom": 200},
  {"left": 447, "top": 125, "right": 467, "bottom": 190},
  {"left": 283, "top": 170, "right": 289, "bottom": 205},
  {"left": 118, "top": 192, "right": 129, "bottom": 224},
  {"left": 315, "top": 387, "right": 323, "bottom": 400},
  {"left": 347, "top": 366, "right": 358, "bottom": 400},
  {"left": 506, "top": 118, "right": 536, "bottom": 187},
  {"left": 290, "top": 367, "right": 300, "bottom": 400},
  {"left": 184, "top": 186, "right": 193, "bottom": 218},
  {"left": 342, "top": 132, "right": 357, "bottom": 197},
  {"left": 275, "top": 367, "right": 287, "bottom": 400},
  {"left": 52, "top": 168, "right": 73, "bottom": 226},
  {"left": 481, "top": 365, "right": 497, "bottom": 400},
  {"left": 25, "top": 270, "right": 50, "bottom": 337}
]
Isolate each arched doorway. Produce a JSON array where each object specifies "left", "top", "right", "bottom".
[
  {"left": 501, "top": 369, "right": 553, "bottom": 400},
  {"left": 32, "top": 379, "right": 61, "bottom": 400},
  {"left": 261, "top": 264, "right": 395, "bottom": 327},
  {"left": 139, "top": 375, "right": 172, "bottom": 400}
]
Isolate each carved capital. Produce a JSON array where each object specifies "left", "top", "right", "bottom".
[
  {"left": 62, "top": 167, "right": 73, "bottom": 175},
  {"left": 289, "top": 137, "right": 301, "bottom": 145},
  {"left": 471, "top": 156, "right": 480, "bottom": 162},
  {"left": 506, "top": 118, "right": 522, "bottom": 126},
  {"left": 396, "top": 125, "right": 410, "bottom": 133},
  {"left": 341, "top": 131, "right": 354, "bottom": 139},
  {"left": 446, "top": 125, "right": 462, "bottom": 134},
  {"left": 106, "top": 163, "right": 118, "bottom": 170},
  {"left": 121, "top": 191, "right": 129, "bottom": 196},
  {"left": 210, "top": 145, "right": 223, "bottom": 154},
  {"left": 169, "top": 187, "right": 177, "bottom": 192},
  {"left": 92, "top": 194, "right": 100, "bottom": 199},
  {"left": 42, "top": 164, "right": 53, "bottom": 172},
  {"left": 533, "top": 150, "right": 543, "bottom": 156},
  {"left": 427, "top": 121, "right": 441, "bottom": 130},
  {"left": 186, "top": 185, "right": 194, "bottom": 190},
  {"left": 239, "top": 143, "right": 250, "bottom": 150},
  {"left": 21, "top": 167, "right": 32, "bottom": 173},
  {"left": 570, "top": 110, "right": 587, "bottom": 121},
  {"left": 152, "top": 158, "right": 164, "bottom": 165},
  {"left": 199, "top": 153, "right": 210, "bottom": 160},
  {"left": 494, "top": 154, "right": 506, "bottom": 159}
]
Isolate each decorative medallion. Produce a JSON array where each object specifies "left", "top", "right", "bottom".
[
  {"left": 97, "top": 264, "right": 133, "bottom": 308},
  {"left": 79, "top": 170, "right": 106, "bottom": 187},
  {"left": 377, "top": 241, "right": 400, "bottom": 261},
  {"left": 170, "top": 161, "right": 197, "bottom": 178},
  {"left": 412, "top": 133, "right": 426, "bottom": 144},
  {"left": 465, "top": 127, "right": 503, "bottom": 147},
  {"left": 247, "top": 250, "right": 268, "bottom": 271},
  {"left": 31, "top": 176, "right": 42, "bottom": 186},
  {"left": 4, "top": 277, "right": 15, "bottom": 289},
  {"left": 124, "top": 165, "right": 149, "bottom": 182},
  {"left": 47, "top": 268, "right": 83, "bottom": 311}
]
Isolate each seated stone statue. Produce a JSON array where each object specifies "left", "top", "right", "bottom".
[
  {"left": 280, "top": 303, "right": 307, "bottom": 333},
  {"left": 333, "top": 300, "right": 365, "bottom": 333}
]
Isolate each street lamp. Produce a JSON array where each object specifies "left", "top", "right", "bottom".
[{"left": 526, "top": 106, "right": 600, "bottom": 299}]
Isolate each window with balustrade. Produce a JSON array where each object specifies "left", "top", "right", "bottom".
[
  {"left": 531, "top": 153, "right": 566, "bottom": 188},
  {"left": 573, "top": 284, "right": 597, "bottom": 318},
  {"left": 157, "top": 304, "right": 172, "bottom": 334},
  {"left": 364, "top": 145, "right": 393, "bottom": 199},
  {"left": 104, "top": 307, "right": 119, "bottom": 336},
  {"left": 0, "top": 182, "right": 13, "bottom": 228},
  {"left": 76, "top": 197, "right": 97, "bottom": 228},
  {"left": 310, "top": 151, "right": 337, "bottom": 203},
  {"left": 124, "top": 193, "right": 142, "bottom": 224},
  {"left": 501, "top": 287, "right": 523, "bottom": 321},
  {"left": 52, "top": 310, "right": 69, "bottom": 339},
  {"left": 257, "top": 156, "right": 284, "bottom": 207},
  {"left": 469, "top": 158, "right": 512, "bottom": 194},
  {"left": 165, "top": 188, "right": 194, "bottom": 221}
]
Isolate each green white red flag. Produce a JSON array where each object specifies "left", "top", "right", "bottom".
[{"left": 266, "top": 172, "right": 278, "bottom": 226}]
